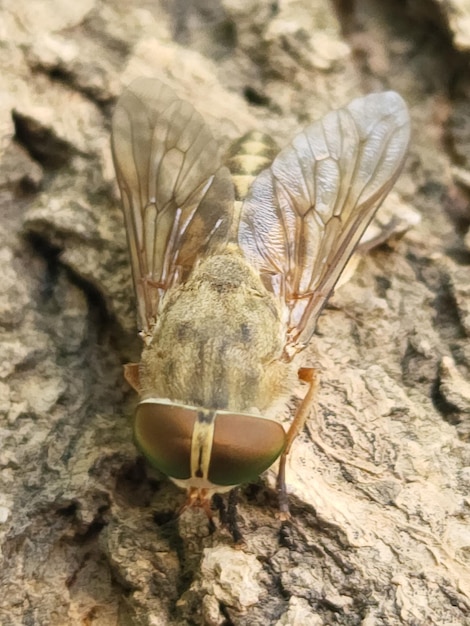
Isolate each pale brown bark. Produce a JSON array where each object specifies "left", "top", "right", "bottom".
[{"left": 1, "top": 1, "right": 469, "bottom": 625}]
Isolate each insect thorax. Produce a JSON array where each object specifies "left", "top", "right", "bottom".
[{"left": 139, "top": 248, "right": 291, "bottom": 415}]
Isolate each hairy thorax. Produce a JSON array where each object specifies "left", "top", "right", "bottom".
[{"left": 139, "top": 248, "right": 292, "bottom": 414}]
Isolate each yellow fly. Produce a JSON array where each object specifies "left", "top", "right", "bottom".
[{"left": 111, "top": 78, "right": 410, "bottom": 519}]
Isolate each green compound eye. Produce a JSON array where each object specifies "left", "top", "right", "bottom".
[
  {"left": 134, "top": 401, "right": 286, "bottom": 488},
  {"left": 208, "top": 412, "right": 286, "bottom": 486},
  {"left": 133, "top": 401, "right": 195, "bottom": 480}
]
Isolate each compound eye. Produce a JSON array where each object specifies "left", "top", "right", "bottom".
[
  {"left": 209, "top": 413, "right": 286, "bottom": 486},
  {"left": 134, "top": 402, "right": 196, "bottom": 479}
]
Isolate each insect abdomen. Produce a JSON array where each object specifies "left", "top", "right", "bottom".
[{"left": 225, "top": 131, "right": 278, "bottom": 201}]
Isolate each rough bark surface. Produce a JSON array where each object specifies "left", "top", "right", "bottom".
[{"left": 1, "top": 1, "right": 470, "bottom": 625}]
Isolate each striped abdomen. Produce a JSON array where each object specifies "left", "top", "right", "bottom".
[{"left": 225, "top": 130, "right": 278, "bottom": 202}]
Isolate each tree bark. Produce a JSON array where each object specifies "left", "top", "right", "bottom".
[{"left": 1, "top": 1, "right": 469, "bottom": 624}]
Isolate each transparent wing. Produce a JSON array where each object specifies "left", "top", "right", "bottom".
[
  {"left": 238, "top": 91, "right": 410, "bottom": 356},
  {"left": 112, "top": 77, "right": 235, "bottom": 334}
]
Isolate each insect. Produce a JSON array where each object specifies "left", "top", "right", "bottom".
[{"left": 111, "top": 77, "right": 410, "bottom": 521}]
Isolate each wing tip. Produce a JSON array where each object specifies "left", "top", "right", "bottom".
[{"left": 351, "top": 90, "right": 410, "bottom": 126}]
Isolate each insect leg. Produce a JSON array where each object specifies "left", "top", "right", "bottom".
[
  {"left": 212, "top": 490, "right": 244, "bottom": 543},
  {"left": 123, "top": 362, "right": 141, "bottom": 392},
  {"left": 355, "top": 216, "right": 403, "bottom": 254},
  {"left": 211, "top": 493, "right": 227, "bottom": 523},
  {"left": 276, "top": 367, "right": 318, "bottom": 519}
]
